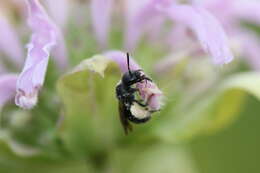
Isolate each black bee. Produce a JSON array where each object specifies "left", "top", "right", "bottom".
[{"left": 116, "top": 53, "right": 156, "bottom": 134}]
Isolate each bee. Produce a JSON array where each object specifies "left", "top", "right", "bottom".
[{"left": 116, "top": 53, "right": 157, "bottom": 134}]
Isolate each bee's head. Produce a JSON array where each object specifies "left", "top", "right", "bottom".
[
  {"left": 121, "top": 53, "right": 143, "bottom": 86},
  {"left": 122, "top": 70, "right": 143, "bottom": 85}
]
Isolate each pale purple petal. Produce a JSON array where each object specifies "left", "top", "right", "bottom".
[
  {"left": 90, "top": 0, "right": 113, "bottom": 48},
  {"left": 239, "top": 32, "right": 260, "bottom": 70},
  {"left": 0, "top": 61, "right": 7, "bottom": 74},
  {"left": 243, "top": 41, "right": 260, "bottom": 70},
  {"left": 167, "top": 25, "right": 193, "bottom": 50},
  {"left": 124, "top": 0, "right": 149, "bottom": 50},
  {"left": 45, "top": 0, "right": 70, "bottom": 28},
  {"left": 103, "top": 50, "right": 140, "bottom": 72},
  {"left": 199, "top": 0, "right": 260, "bottom": 29},
  {"left": 104, "top": 50, "right": 163, "bottom": 110},
  {"left": 124, "top": 0, "right": 171, "bottom": 50},
  {"left": 0, "top": 74, "right": 17, "bottom": 108},
  {"left": 193, "top": 0, "right": 236, "bottom": 29},
  {"left": 44, "top": 0, "right": 69, "bottom": 70},
  {"left": 52, "top": 32, "right": 69, "bottom": 70},
  {"left": 146, "top": 17, "right": 165, "bottom": 42},
  {"left": 0, "top": 15, "right": 23, "bottom": 67},
  {"left": 233, "top": 0, "right": 260, "bottom": 25},
  {"left": 16, "top": 0, "right": 58, "bottom": 109},
  {"left": 32, "top": 0, "right": 69, "bottom": 69},
  {"left": 159, "top": 4, "right": 234, "bottom": 65}
]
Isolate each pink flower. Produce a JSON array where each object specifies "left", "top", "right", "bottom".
[
  {"left": 45, "top": 0, "right": 70, "bottom": 29},
  {"left": 0, "top": 74, "right": 18, "bottom": 109},
  {"left": 16, "top": 0, "right": 66, "bottom": 109},
  {"left": 0, "top": 15, "right": 23, "bottom": 67},
  {"left": 90, "top": 0, "right": 113, "bottom": 48},
  {"left": 198, "top": 0, "right": 260, "bottom": 69},
  {"left": 162, "top": 4, "right": 233, "bottom": 64},
  {"left": 124, "top": 0, "right": 233, "bottom": 65}
]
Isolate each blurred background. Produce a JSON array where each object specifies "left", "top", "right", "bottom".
[
  {"left": 190, "top": 96, "right": 260, "bottom": 173},
  {"left": 0, "top": 0, "right": 260, "bottom": 173}
]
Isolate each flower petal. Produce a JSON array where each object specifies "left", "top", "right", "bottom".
[
  {"left": 16, "top": 0, "right": 58, "bottom": 109},
  {"left": 124, "top": 0, "right": 171, "bottom": 50},
  {"left": 159, "top": 4, "right": 234, "bottom": 65},
  {"left": 198, "top": 0, "right": 260, "bottom": 27},
  {"left": 45, "top": 0, "right": 70, "bottom": 28},
  {"left": 90, "top": 0, "right": 113, "bottom": 48},
  {"left": 104, "top": 50, "right": 163, "bottom": 110},
  {"left": 52, "top": 33, "right": 69, "bottom": 70},
  {"left": 234, "top": 0, "right": 260, "bottom": 25},
  {"left": 103, "top": 50, "right": 140, "bottom": 72},
  {"left": 0, "top": 74, "right": 17, "bottom": 108},
  {"left": 0, "top": 15, "right": 23, "bottom": 67},
  {"left": 239, "top": 32, "right": 260, "bottom": 70},
  {"left": 0, "top": 62, "right": 7, "bottom": 74},
  {"left": 124, "top": 0, "right": 149, "bottom": 50}
]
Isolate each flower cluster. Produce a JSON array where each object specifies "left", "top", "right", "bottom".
[
  {"left": 0, "top": 0, "right": 236, "bottom": 110},
  {"left": 1, "top": 0, "right": 260, "bottom": 172}
]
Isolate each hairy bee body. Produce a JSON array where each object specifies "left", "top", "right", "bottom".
[
  {"left": 115, "top": 53, "right": 156, "bottom": 134},
  {"left": 116, "top": 70, "right": 152, "bottom": 134}
]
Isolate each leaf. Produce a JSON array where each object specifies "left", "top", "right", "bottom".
[
  {"left": 70, "top": 55, "right": 111, "bottom": 77},
  {"left": 56, "top": 55, "right": 122, "bottom": 156},
  {"left": 153, "top": 72, "right": 260, "bottom": 143}
]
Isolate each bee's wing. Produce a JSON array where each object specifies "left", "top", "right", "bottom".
[{"left": 118, "top": 101, "right": 132, "bottom": 135}]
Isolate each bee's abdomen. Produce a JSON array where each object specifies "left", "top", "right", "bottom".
[
  {"left": 128, "top": 102, "right": 151, "bottom": 124},
  {"left": 128, "top": 115, "right": 151, "bottom": 124}
]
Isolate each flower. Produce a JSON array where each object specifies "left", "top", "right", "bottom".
[
  {"left": 90, "top": 0, "right": 113, "bottom": 48},
  {"left": 45, "top": 0, "right": 71, "bottom": 29},
  {"left": 0, "top": 74, "right": 17, "bottom": 109},
  {"left": 0, "top": 12, "right": 23, "bottom": 67},
  {"left": 4, "top": 1, "right": 259, "bottom": 172},
  {"left": 161, "top": 4, "right": 233, "bottom": 64},
  {"left": 0, "top": 0, "right": 237, "bottom": 141},
  {"left": 191, "top": 0, "right": 260, "bottom": 70},
  {"left": 124, "top": 0, "right": 233, "bottom": 65},
  {"left": 15, "top": 0, "right": 67, "bottom": 109}
]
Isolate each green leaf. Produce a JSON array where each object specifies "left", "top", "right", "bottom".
[
  {"left": 153, "top": 72, "right": 260, "bottom": 143},
  {"left": 56, "top": 55, "right": 123, "bottom": 157}
]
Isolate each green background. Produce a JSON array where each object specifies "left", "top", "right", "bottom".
[{"left": 190, "top": 96, "right": 260, "bottom": 173}]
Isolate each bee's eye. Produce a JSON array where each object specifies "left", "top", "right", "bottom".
[{"left": 134, "top": 71, "right": 141, "bottom": 77}]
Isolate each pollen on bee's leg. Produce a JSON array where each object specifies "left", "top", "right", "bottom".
[{"left": 137, "top": 80, "right": 163, "bottom": 111}]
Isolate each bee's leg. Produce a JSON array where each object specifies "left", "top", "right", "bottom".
[
  {"left": 133, "top": 99, "right": 148, "bottom": 107},
  {"left": 141, "top": 75, "right": 152, "bottom": 82},
  {"left": 149, "top": 109, "right": 160, "bottom": 113},
  {"left": 129, "top": 87, "right": 139, "bottom": 94},
  {"left": 132, "top": 76, "right": 152, "bottom": 84},
  {"left": 119, "top": 104, "right": 133, "bottom": 135},
  {"left": 124, "top": 119, "right": 133, "bottom": 135}
]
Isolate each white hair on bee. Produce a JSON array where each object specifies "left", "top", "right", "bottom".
[{"left": 130, "top": 102, "right": 151, "bottom": 120}]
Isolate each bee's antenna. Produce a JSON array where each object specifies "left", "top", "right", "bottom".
[{"left": 126, "top": 52, "right": 132, "bottom": 76}]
